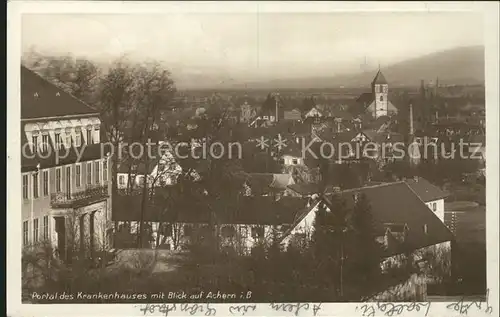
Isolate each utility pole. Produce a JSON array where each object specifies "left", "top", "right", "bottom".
[{"left": 339, "top": 226, "right": 348, "bottom": 299}]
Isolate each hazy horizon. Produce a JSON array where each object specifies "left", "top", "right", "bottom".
[{"left": 22, "top": 12, "right": 484, "bottom": 88}]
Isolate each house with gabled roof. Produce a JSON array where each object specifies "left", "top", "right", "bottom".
[
  {"left": 405, "top": 177, "right": 449, "bottom": 223},
  {"left": 281, "top": 181, "right": 454, "bottom": 273}
]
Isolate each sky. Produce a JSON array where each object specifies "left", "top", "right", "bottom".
[{"left": 22, "top": 12, "right": 484, "bottom": 87}]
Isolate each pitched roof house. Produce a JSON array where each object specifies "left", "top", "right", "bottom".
[{"left": 282, "top": 181, "right": 454, "bottom": 257}]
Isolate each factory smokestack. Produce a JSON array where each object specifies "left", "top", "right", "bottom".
[{"left": 409, "top": 103, "right": 414, "bottom": 136}]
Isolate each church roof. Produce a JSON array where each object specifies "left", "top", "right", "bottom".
[{"left": 372, "top": 70, "right": 388, "bottom": 85}]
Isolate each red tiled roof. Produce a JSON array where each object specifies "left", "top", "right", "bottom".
[{"left": 21, "top": 66, "right": 99, "bottom": 120}]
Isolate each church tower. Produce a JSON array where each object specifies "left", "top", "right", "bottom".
[{"left": 371, "top": 69, "right": 389, "bottom": 118}]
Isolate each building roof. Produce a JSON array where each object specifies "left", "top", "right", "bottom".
[
  {"left": 287, "top": 183, "right": 324, "bottom": 196},
  {"left": 21, "top": 66, "right": 99, "bottom": 120},
  {"left": 244, "top": 173, "right": 294, "bottom": 195},
  {"left": 325, "top": 182, "right": 454, "bottom": 256},
  {"left": 112, "top": 193, "right": 308, "bottom": 225},
  {"left": 404, "top": 177, "right": 449, "bottom": 202},
  {"left": 270, "top": 173, "right": 295, "bottom": 189},
  {"left": 283, "top": 109, "right": 302, "bottom": 121},
  {"left": 357, "top": 92, "right": 374, "bottom": 105},
  {"left": 372, "top": 70, "right": 388, "bottom": 85}
]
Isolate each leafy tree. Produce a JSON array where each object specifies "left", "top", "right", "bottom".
[
  {"left": 311, "top": 194, "right": 350, "bottom": 297},
  {"left": 348, "top": 193, "right": 383, "bottom": 282}
]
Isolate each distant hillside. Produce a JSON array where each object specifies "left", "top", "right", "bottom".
[{"left": 232, "top": 46, "right": 485, "bottom": 90}]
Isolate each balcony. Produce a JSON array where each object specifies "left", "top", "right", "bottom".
[{"left": 50, "top": 184, "right": 109, "bottom": 209}]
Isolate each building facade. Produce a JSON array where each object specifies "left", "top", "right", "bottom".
[{"left": 21, "top": 66, "right": 112, "bottom": 261}]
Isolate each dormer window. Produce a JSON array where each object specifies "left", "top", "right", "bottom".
[
  {"left": 86, "top": 127, "right": 93, "bottom": 145},
  {"left": 93, "top": 125, "right": 100, "bottom": 144}
]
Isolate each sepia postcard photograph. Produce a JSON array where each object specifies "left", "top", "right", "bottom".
[{"left": 7, "top": 1, "right": 499, "bottom": 316}]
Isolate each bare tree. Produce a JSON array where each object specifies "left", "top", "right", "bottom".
[{"left": 22, "top": 50, "right": 100, "bottom": 103}]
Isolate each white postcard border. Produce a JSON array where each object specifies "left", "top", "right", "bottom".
[{"left": 7, "top": 1, "right": 499, "bottom": 316}]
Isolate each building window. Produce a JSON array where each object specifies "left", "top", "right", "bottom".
[
  {"left": 22, "top": 174, "right": 29, "bottom": 199},
  {"left": 43, "top": 216, "right": 49, "bottom": 240},
  {"left": 75, "top": 133, "right": 81, "bottom": 147},
  {"left": 33, "top": 218, "right": 39, "bottom": 244},
  {"left": 65, "top": 134, "right": 72, "bottom": 148},
  {"left": 183, "top": 225, "right": 192, "bottom": 237},
  {"left": 103, "top": 161, "right": 108, "bottom": 182},
  {"left": 95, "top": 162, "right": 100, "bottom": 184},
  {"left": 292, "top": 158, "right": 298, "bottom": 165},
  {"left": 119, "top": 175, "right": 125, "bottom": 186},
  {"left": 41, "top": 134, "right": 49, "bottom": 153},
  {"left": 55, "top": 132, "right": 62, "bottom": 150},
  {"left": 42, "top": 170, "right": 49, "bottom": 196},
  {"left": 23, "top": 221, "right": 29, "bottom": 247},
  {"left": 423, "top": 224, "right": 428, "bottom": 235},
  {"left": 76, "top": 165, "right": 81, "bottom": 187},
  {"left": 138, "top": 175, "right": 145, "bottom": 186},
  {"left": 55, "top": 168, "right": 62, "bottom": 193},
  {"left": 432, "top": 202, "right": 437, "bottom": 212},
  {"left": 158, "top": 163, "right": 165, "bottom": 172},
  {"left": 252, "top": 226, "right": 264, "bottom": 239},
  {"left": 93, "top": 127, "right": 100, "bottom": 144},
  {"left": 162, "top": 224, "right": 173, "bottom": 237},
  {"left": 159, "top": 177, "right": 166, "bottom": 186},
  {"left": 32, "top": 135, "right": 38, "bottom": 153},
  {"left": 221, "top": 226, "right": 236, "bottom": 238},
  {"left": 86, "top": 128, "right": 93, "bottom": 145},
  {"left": 87, "top": 162, "right": 92, "bottom": 184},
  {"left": 32, "top": 173, "right": 39, "bottom": 199},
  {"left": 380, "top": 95, "right": 383, "bottom": 102}
]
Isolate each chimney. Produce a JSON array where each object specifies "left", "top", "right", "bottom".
[
  {"left": 414, "top": 176, "right": 419, "bottom": 183},
  {"left": 420, "top": 80, "right": 426, "bottom": 98},
  {"left": 409, "top": 103, "right": 414, "bottom": 135}
]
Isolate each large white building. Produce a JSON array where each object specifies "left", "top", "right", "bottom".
[{"left": 21, "top": 66, "right": 112, "bottom": 261}]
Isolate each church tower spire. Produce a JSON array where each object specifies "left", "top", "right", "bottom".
[{"left": 372, "top": 69, "right": 389, "bottom": 118}]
